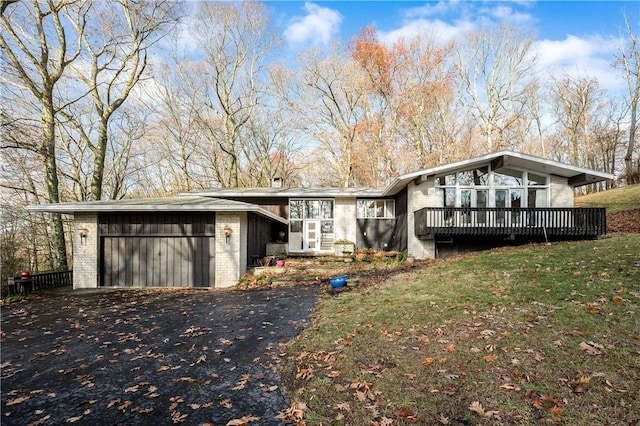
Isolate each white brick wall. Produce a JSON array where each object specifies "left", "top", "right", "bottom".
[
  {"left": 215, "top": 212, "right": 246, "bottom": 288},
  {"left": 550, "top": 175, "right": 574, "bottom": 207},
  {"left": 73, "top": 212, "right": 98, "bottom": 289},
  {"left": 334, "top": 197, "right": 356, "bottom": 243},
  {"left": 407, "top": 180, "right": 436, "bottom": 259}
]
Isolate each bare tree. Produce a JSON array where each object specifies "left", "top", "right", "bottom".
[
  {"left": 550, "top": 75, "right": 604, "bottom": 168},
  {"left": 1, "top": 0, "right": 83, "bottom": 269},
  {"left": 456, "top": 24, "right": 538, "bottom": 152},
  {"left": 177, "top": 1, "right": 277, "bottom": 188},
  {"left": 64, "top": 0, "right": 181, "bottom": 200},
  {"left": 615, "top": 14, "right": 640, "bottom": 183},
  {"left": 289, "top": 45, "right": 365, "bottom": 187}
]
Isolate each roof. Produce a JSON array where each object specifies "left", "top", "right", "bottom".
[
  {"left": 27, "top": 151, "right": 616, "bottom": 214},
  {"left": 26, "top": 196, "right": 288, "bottom": 224},
  {"left": 383, "top": 150, "right": 615, "bottom": 196},
  {"left": 184, "top": 187, "right": 384, "bottom": 198}
]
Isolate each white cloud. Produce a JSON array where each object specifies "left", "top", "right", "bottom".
[
  {"left": 488, "top": 5, "right": 534, "bottom": 26},
  {"left": 283, "top": 2, "right": 343, "bottom": 47},
  {"left": 536, "top": 34, "right": 622, "bottom": 94},
  {"left": 379, "top": 2, "right": 534, "bottom": 46},
  {"left": 404, "top": 0, "right": 461, "bottom": 18},
  {"left": 378, "top": 18, "right": 475, "bottom": 46}
]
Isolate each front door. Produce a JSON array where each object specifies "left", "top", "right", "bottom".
[{"left": 303, "top": 220, "right": 320, "bottom": 251}]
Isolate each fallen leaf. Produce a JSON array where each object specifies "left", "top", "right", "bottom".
[
  {"left": 579, "top": 341, "right": 603, "bottom": 355},
  {"left": 66, "top": 416, "right": 83, "bottom": 423},
  {"left": 396, "top": 407, "right": 420, "bottom": 422},
  {"left": 483, "top": 354, "right": 497, "bottom": 362},
  {"left": 295, "top": 366, "right": 313, "bottom": 380},
  {"left": 335, "top": 402, "right": 351, "bottom": 411},
  {"left": 550, "top": 406, "right": 564, "bottom": 416},
  {"left": 422, "top": 357, "right": 436, "bottom": 367},
  {"left": 468, "top": 401, "right": 499, "bottom": 418},
  {"left": 226, "top": 416, "right": 261, "bottom": 425},
  {"left": 444, "top": 344, "right": 456, "bottom": 352},
  {"left": 500, "top": 383, "right": 520, "bottom": 391},
  {"left": 276, "top": 401, "right": 307, "bottom": 423},
  {"left": 26, "top": 415, "right": 51, "bottom": 426},
  {"left": 171, "top": 411, "right": 188, "bottom": 424},
  {"left": 6, "top": 395, "right": 30, "bottom": 406},
  {"left": 569, "top": 375, "right": 591, "bottom": 393}
]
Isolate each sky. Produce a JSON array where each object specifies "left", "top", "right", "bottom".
[{"left": 256, "top": 0, "right": 639, "bottom": 95}]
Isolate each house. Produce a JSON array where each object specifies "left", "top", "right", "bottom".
[{"left": 28, "top": 151, "right": 614, "bottom": 290}]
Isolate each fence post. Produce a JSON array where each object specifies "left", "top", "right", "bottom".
[{"left": 20, "top": 270, "right": 32, "bottom": 295}]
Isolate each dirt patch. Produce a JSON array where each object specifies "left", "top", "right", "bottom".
[
  {"left": 1, "top": 286, "right": 319, "bottom": 425},
  {"left": 608, "top": 208, "right": 640, "bottom": 233}
]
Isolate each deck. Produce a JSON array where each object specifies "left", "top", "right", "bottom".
[{"left": 414, "top": 207, "right": 607, "bottom": 239}]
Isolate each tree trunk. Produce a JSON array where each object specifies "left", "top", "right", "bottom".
[
  {"left": 90, "top": 119, "right": 109, "bottom": 200},
  {"left": 625, "top": 101, "right": 638, "bottom": 183},
  {"left": 41, "top": 98, "right": 68, "bottom": 270}
]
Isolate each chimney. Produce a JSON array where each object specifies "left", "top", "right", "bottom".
[{"left": 272, "top": 177, "right": 283, "bottom": 188}]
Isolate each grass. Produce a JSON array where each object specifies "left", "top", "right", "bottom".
[
  {"left": 282, "top": 234, "right": 640, "bottom": 425},
  {"left": 575, "top": 184, "right": 640, "bottom": 213}
]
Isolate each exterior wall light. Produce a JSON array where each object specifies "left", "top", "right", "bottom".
[
  {"left": 223, "top": 226, "right": 233, "bottom": 244},
  {"left": 78, "top": 227, "right": 89, "bottom": 244}
]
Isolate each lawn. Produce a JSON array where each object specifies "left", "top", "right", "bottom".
[
  {"left": 575, "top": 184, "right": 640, "bottom": 213},
  {"left": 282, "top": 234, "right": 640, "bottom": 425}
]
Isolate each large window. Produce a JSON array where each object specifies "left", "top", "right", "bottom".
[
  {"left": 357, "top": 200, "right": 395, "bottom": 218},
  {"left": 435, "top": 167, "right": 549, "bottom": 209}
]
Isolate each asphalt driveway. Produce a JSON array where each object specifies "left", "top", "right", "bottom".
[{"left": 1, "top": 285, "right": 319, "bottom": 425}]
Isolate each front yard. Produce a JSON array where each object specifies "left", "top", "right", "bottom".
[{"left": 282, "top": 234, "right": 640, "bottom": 425}]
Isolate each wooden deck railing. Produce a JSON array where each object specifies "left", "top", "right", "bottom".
[
  {"left": 4, "top": 270, "right": 73, "bottom": 297},
  {"left": 414, "top": 207, "right": 607, "bottom": 239}
]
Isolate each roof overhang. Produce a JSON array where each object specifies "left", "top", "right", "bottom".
[
  {"left": 27, "top": 196, "right": 288, "bottom": 224},
  {"left": 383, "top": 151, "right": 615, "bottom": 196},
  {"left": 183, "top": 187, "right": 385, "bottom": 198}
]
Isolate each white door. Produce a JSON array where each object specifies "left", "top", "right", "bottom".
[{"left": 303, "top": 220, "right": 320, "bottom": 251}]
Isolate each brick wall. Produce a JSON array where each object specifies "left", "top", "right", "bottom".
[
  {"left": 215, "top": 212, "right": 246, "bottom": 288},
  {"left": 407, "top": 180, "right": 436, "bottom": 259},
  {"left": 73, "top": 212, "right": 98, "bottom": 289},
  {"left": 334, "top": 197, "right": 356, "bottom": 243},
  {"left": 550, "top": 175, "right": 574, "bottom": 207}
]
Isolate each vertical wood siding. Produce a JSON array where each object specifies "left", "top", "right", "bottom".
[{"left": 99, "top": 212, "right": 215, "bottom": 288}]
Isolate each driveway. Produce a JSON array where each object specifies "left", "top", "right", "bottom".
[{"left": 1, "top": 285, "right": 319, "bottom": 425}]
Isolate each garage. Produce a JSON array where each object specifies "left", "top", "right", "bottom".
[
  {"left": 29, "top": 196, "right": 289, "bottom": 290},
  {"left": 99, "top": 212, "right": 216, "bottom": 288}
]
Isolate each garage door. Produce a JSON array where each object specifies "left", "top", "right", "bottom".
[
  {"left": 99, "top": 212, "right": 216, "bottom": 288},
  {"left": 102, "top": 236, "right": 215, "bottom": 287}
]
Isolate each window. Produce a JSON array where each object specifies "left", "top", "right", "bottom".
[
  {"left": 290, "top": 220, "right": 302, "bottom": 232},
  {"left": 441, "top": 188, "right": 455, "bottom": 208},
  {"left": 434, "top": 165, "right": 549, "bottom": 210},
  {"left": 290, "top": 200, "right": 304, "bottom": 219},
  {"left": 493, "top": 169, "right": 523, "bottom": 186},
  {"left": 356, "top": 200, "right": 395, "bottom": 218},
  {"left": 527, "top": 173, "right": 547, "bottom": 186},
  {"left": 528, "top": 188, "right": 547, "bottom": 208},
  {"left": 458, "top": 167, "right": 489, "bottom": 186}
]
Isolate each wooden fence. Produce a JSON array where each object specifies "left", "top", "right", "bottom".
[{"left": 4, "top": 270, "right": 73, "bottom": 297}]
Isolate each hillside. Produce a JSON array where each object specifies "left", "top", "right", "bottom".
[
  {"left": 575, "top": 184, "right": 640, "bottom": 233},
  {"left": 283, "top": 234, "right": 640, "bottom": 425}
]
